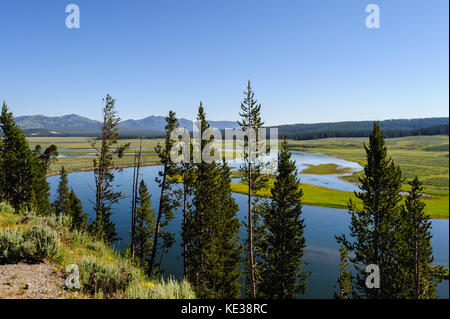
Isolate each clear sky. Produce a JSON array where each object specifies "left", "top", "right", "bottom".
[{"left": 0, "top": 0, "right": 448, "bottom": 125}]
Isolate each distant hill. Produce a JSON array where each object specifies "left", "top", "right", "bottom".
[
  {"left": 272, "top": 118, "right": 449, "bottom": 140},
  {"left": 14, "top": 114, "right": 240, "bottom": 136},
  {"left": 9, "top": 114, "right": 449, "bottom": 139}
]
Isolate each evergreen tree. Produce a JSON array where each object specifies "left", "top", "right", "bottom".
[
  {"left": 52, "top": 166, "right": 70, "bottom": 215},
  {"left": 237, "top": 81, "right": 268, "bottom": 298},
  {"left": 258, "top": 137, "right": 309, "bottom": 298},
  {"left": 148, "top": 111, "right": 181, "bottom": 277},
  {"left": 179, "top": 143, "right": 195, "bottom": 278},
  {"left": 67, "top": 188, "right": 88, "bottom": 231},
  {"left": 336, "top": 122, "right": 404, "bottom": 299},
  {"left": 0, "top": 102, "right": 55, "bottom": 213},
  {"left": 89, "top": 95, "right": 129, "bottom": 243},
  {"left": 185, "top": 103, "right": 242, "bottom": 298},
  {"left": 334, "top": 245, "right": 353, "bottom": 299},
  {"left": 135, "top": 180, "right": 156, "bottom": 269},
  {"left": 398, "top": 177, "right": 437, "bottom": 299}
]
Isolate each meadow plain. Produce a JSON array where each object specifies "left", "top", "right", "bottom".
[{"left": 27, "top": 135, "right": 449, "bottom": 219}]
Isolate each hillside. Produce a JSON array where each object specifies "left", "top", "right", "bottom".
[{"left": 0, "top": 203, "right": 195, "bottom": 299}]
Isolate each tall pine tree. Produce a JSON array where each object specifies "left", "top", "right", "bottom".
[
  {"left": 135, "top": 180, "right": 156, "bottom": 270},
  {"left": 148, "top": 111, "right": 181, "bottom": 277},
  {"left": 0, "top": 102, "right": 55, "bottom": 213},
  {"left": 238, "top": 81, "right": 268, "bottom": 298},
  {"left": 52, "top": 166, "right": 70, "bottom": 215},
  {"left": 89, "top": 94, "right": 129, "bottom": 244},
  {"left": 67, "top": 188, "right": 88, "bottom": 231},
  {"left": 398, "top": 177, "right": 437, "bottom": 299},
  {"left": 337, "top": 122, "right": 404, "bottom": 299},
  {"left": 333, "top": 245, "right": 353, "bottom": 299},
  {"left": 258, "top": 137, "right": 309, "bottom": 298},
  {"left": 185, "top": 103, "right": 242, "bottom": 298}
]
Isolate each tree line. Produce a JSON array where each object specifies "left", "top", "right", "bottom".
[{"left": 1, "top": 83, "right": 446, "bottom": 298}]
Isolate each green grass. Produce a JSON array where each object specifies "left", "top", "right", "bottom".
[
  {"left": 28, "top": 135, "right": 449, "bottom": 218},
  {"left": 301, "top": 163, "right": 353, "bottom": 175},
  {"left": 231, "top": 180, "right": 449, "bottom": 219},
  {"left": 288, "top": 135, "right": 449, "bottom": 191}
]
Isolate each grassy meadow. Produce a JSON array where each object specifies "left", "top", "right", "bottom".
[{"left": 27, "top": 135, "right": 449, "bottom": 218}]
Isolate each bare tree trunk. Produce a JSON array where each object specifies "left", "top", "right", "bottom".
[
  {"left": 248, "top": 165, "right": 256, "bottom": 298},
  {"left": 414, "top": 215, "right": 419, "bottom": 299},
  {"left": 95, "top": 115, "right": 107, "bottom": 238},
  {"left": 148, "top": 165, "right": 167, "bottom": 277},
  {"left": 183, "top": 182, "right": 188, "bottom": 278},
  {"left": 130, "top": 138, "right": 142, "bottom": 260},
  {"left": 130, "top": 152, "right": 137, "bottom": 259}
]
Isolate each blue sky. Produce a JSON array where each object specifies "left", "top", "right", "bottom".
[{"left": 0, "top": 0, "right": 448, "bottom": 125}]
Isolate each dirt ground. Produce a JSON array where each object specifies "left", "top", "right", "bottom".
[{"left": 0, "top": 261, "right": 83, "bottom": 299}]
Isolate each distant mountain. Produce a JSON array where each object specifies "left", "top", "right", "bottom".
[
  {"left": 14, "top": 114, "right": 240, "bottom": 136},
  {"left": 11, "top": 113, "right": 448, "bottom": 138},
  {"left": 15, "top": 114, "right": 100, "bottom": 132}
]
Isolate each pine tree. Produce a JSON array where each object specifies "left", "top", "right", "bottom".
[
  {"left": 237, "top": 81, "right": 268, "bottom": 298},
  {"left": 148, "top": 111, "right": 181, "bottom": 277},
  {"left": 67, "top": 188, "right": 88, "bottom": 231},
  {"left": 52, "top": 166, "right": 70, "bottom": 215},
  {"left": 334, "top": 245, "right": 353, "bottom": 299},
  {"left": 179, "top": 143, "right": 195, "bottom": 278},
  {"left": 89, "top": 94, "right": 129, "bottom": 244},
  {"left": 336, "top": 122, "right": 404, "bottom": 299},
  {"left": 398, "top": 177, "right": 437, "bottom": 299},
  {"left": 0, "top": 102, "right": 55, "bottom": 213},
  {"left": 135, "top": 180, "right": 156, "bottom": 269},
  {"left": 185, "top": 103, "right": 242, "bottom": 298},
  {"left": 258, "top": 137, "right": 309, "bottom": 298}
]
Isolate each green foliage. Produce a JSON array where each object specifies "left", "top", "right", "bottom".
[
  {"left": 52, "top": 166, "right": 70, "bottom": 215},
  {"left": 337, "top": 122, "right": 405, "bottom": 299},
  {"left": 148, "top": 110, "right": 181, "bottom": 277},
  {"left": 89, "top": 94, "right": 130, "bottom": 244},
  {"left": 0, "top": 225, "right": 59, "bottom": 263},
  {"left": 0, "top": 101, "right": 56, "bottom": 214},
  {"left": 67, "top": 188, "right": 88, "bottom": 231},
  {"left": 185, "top": 104, "right": 242, "bottom": 299},
  {"left": 125, "top": 277, "right": 196, "bottom": 299},
  {"left": 238, "top": 81, "right": 268, "bottom": 298},
  {"left": 79, "top": 256, "right": 136, "bottom": 296},
  {"left": 333, "top": 245, "right": 353, "bottom": 299},
  {"left": 258, "top": 138, "right": 310, "bottom": 298},
  {"left": 26, "top": 225, "right": 59, "bottom": 260},
  {"left": 135, "top": 180, "right": 156, "bottom": 269},
  {"left": 397, "top": 177, "right": 438, "bottom": 299}
]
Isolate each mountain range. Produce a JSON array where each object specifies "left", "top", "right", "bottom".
[
  {"left": 15, "top": 114, "right": 240, "bottom": 136},
  {"left": 11, "top": 114, "right": 449, "bottom": 138}
]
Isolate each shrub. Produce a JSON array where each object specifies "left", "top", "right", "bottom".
[
  {"left": 125, "top": 277, "right": 196, "bottom": 299},
  {"left": 0, "top": 202, "right": 15, "bottom": 215},
  {"left": 26, "top": 225, "right": 59, "bottom": 260},
  {"left": 0, "top": 225, "right": 59, "bottom": 263},
  {"left": 79, "top": 256, "right": 136, "bottom": 296},
  {"left": 0, "top": 228, "right": 29, "bottom": 262}
]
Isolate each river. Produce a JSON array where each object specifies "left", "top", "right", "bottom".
[{"left": 47, "top": 152, "right": 449, "bottom": 298}]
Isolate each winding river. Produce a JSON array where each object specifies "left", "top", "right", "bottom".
[{"left": 47, "top": 152, "right": 448, "bottom": 298}]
